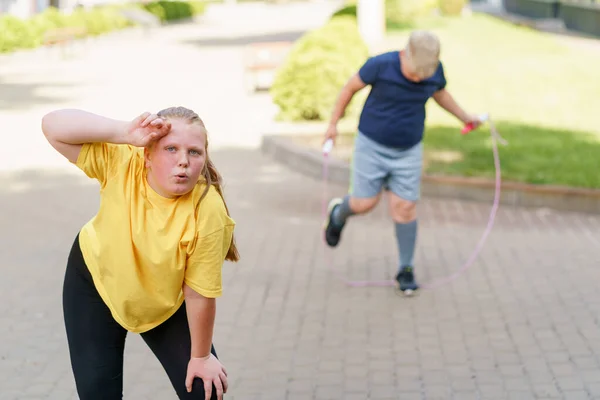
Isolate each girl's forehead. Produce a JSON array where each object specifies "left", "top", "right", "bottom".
[{"left": 161, "top": 121, "right": 206, "bottom": 146}]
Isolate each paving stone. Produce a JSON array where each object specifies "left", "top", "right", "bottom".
[{"left": 2, "top": 2, "right": 600, "bottom": 399}]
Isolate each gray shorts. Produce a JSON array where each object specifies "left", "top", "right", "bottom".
[{"left": 349, "top": 131, "right": 423, "bottom": 202}]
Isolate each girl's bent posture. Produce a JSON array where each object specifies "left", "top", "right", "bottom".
[{"left": 42, "top": 107, "right": 239, "bottom": 400}]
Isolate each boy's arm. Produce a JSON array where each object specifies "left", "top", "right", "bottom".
[
  {"left": 41, "top": 109, "right": 130, "bottom": 163},
  {"left": 328, "top": 73, "right": 368, "bottom": 126},
  {"left": 325, "top": 55, "right": 381, "bottom": 145},
  {"left": 432, "top": 88, "right": 477, "bottom": 124},
  {"left": 324, "top": 73, "right": 368, "bottom": 144}
]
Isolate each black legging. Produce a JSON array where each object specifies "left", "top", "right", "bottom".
[{"left": 62, "top": 234, "right": 220, "bottom": 399}]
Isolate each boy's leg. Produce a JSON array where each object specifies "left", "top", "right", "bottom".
[
  {"left": 386, "top": 142, "right": 424, "bottom": 293},
  {"left": 389, "top": 193, "right": 419, "bottom": 293},
  {"left": 324, "top": 132, "right": 386, "bottom": 247},
  {"left": 63, "top": 234, "right": 128, "bottom": 400},
  {"left": 140, "top": 303, "right": 219, "bottom": 400}
]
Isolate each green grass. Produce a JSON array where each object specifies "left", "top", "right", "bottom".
[
  {"left": 423, "top": 124, "right": 600, "bottom": 188},
  {"left": 367, "top": 13, "right": 600, "bottom": 189}
]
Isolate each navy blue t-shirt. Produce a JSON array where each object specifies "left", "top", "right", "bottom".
[{"left": 357, "top": 51, "right": 447, "bottom": 148}]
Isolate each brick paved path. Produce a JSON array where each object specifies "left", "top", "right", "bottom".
[
  {"left": 2, "top": 2, "right": 600, "bottom": 399},
  {"left": 2, "top": 148, "right": 600, "bottom": 400},
  {"left": 212, "top": 151, "right": 600, "bottom": 400}
]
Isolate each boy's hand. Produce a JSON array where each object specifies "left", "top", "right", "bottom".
[
  {"left": 124, "top": 112, "right": 172, "bottom": 147},
  {"left": 463, "top": 114, "right": 483, "bottom": 130},
  {"left": 324, "top": 124, "right": 338, "bottom": 145}
]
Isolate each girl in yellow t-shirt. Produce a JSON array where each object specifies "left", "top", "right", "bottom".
[{"left": 42, "top": 107, "right": 239, "bottom": 400}]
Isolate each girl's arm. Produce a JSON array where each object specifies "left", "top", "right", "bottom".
[
  {"left": 41, "top": 109, "right": 171, "bottom": 163},
  {"left": 183, "top": 283, "right": 227, "bottom": 397},
  {"left": 41, "top": 109, "right": 130, "bottom": 163},
  {"left": 183, "top": 283, "right": 216, "bottom": 359}
]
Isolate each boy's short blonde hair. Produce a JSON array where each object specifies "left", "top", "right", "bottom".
[{"left": 405, "top": 30, "right": 441, "bottom": 79}]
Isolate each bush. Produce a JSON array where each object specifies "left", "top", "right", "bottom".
[
  {"left": 386, "top": 0, "right": 437, "bottom": 25},
  {"left": 142, "top": 0, "right": 205, "bottom": 22},
  {"left": 189, "top": 1, "right": 206, "bottom": 16},
  {"left": 69, "top": 7, "right": 130, "bottom": 37},
  {"left": 30, "top": 6, "right": 70, "bottom": 31},
  {"left": 331, "top": 4, "right": 356, "bottom": 19},
  {"left": 27, "top": 7, "right": 70, "bottom": 46},
  {"left": 270, "top": 15, "right": 369, "bottom": 121},
  {"left": 0, "top": 1, "right": 205, "bottom": 54},
  {"left": 439, "top": 0, "right": 466, "bottom": 16},
  {"left": 332, "top": 0, "right": 438, "bottom": 28},
  {"left": 0, "top": 15, "right": 38, "bottom": 53}
]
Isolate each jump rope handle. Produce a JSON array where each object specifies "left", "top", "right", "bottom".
[
  {"left": 322, "top": 138, "right": 334, "bottom": 155},
  {"left": 461, "top": 113, "right": 489, "bottom": 135}
]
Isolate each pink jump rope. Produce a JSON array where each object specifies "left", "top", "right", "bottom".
[{"left": 321, "top": 113, "right": 508, "bottom": 291}]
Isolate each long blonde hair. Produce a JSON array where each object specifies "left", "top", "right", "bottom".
[{"left": 157, "top": 106, "right": 240, "bottom": 262}]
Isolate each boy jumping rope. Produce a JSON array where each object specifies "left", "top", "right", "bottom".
[{"left": 323, "top": 30, "right": 481, "bottom": 295}]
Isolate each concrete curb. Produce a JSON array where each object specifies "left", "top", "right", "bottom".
[{"left": 261, "top": 134, "right": 600, "bottom": 214}]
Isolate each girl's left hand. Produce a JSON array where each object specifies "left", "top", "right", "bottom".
[{"left": 185, "top": 354, "right": 228, "bottom": 400}]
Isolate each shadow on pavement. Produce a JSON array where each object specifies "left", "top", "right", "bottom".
[{"left": 0, "top": 76, "right": 76, "bottom": 111}]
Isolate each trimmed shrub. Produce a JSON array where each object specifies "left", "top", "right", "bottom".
[
  {"left": 142, "top": 2, "right": 168, "bottom": 21},
  {"left": 0, "top": 15, "right": 38, "bottom": 53},
  {"left": 439, "top": 0, "right": 467, "bottom": 16},
  {"left": 189, "top": 1, "right": 206, "bottom": 16},
  {"left": 0, "top": 1, "right": 205, "bottom": 54},
  {"left": 386, "top": 0, "right": 438, "bottom": 25},
  {"left": 70, "top": 7, "right": 129, "bottom": 37},
  {"left": 28, "top": 7, "right": 71, "bottom": 45},
  {"left": 331, "top": 4, "right": 356, "bottom": 19},
  {"left": 142, "top": 0, "right": 206, "bottom": 22},
  {"left": 270, "top": 15, "right": 369, "bottom": 121},
  {"left": 332, "top": 0, "right": 438, "bottom": 27}
]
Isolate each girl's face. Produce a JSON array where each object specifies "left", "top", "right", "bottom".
[{"left": 144, "top": 119, "right": 207, "bottom": 198}]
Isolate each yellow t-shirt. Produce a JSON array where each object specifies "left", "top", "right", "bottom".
[{"left": 74, "top": 142, "right": 235, "bottom": 333}]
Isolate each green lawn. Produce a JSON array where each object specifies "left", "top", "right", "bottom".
[{"left": 347, "top": 13, "right": 600, "bottom": 189}]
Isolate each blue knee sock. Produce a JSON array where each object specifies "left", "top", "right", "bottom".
[
  {"left": 332, "top": 195, "right": 354, "bottom": 226},
  {"left": 395, "top": 220, "right": 417, "bottom": 270}
]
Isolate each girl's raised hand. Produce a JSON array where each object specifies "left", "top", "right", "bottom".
[{"left": 125, "top": 112, "right": 172, "bottom": 147}]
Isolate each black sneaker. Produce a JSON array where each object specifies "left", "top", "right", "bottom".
[
  {"left": 324, "top": 198, "right": 345, "bottom": 247},
  {"left": 396, "top": 266, "right": 419, "bottom": 295}
]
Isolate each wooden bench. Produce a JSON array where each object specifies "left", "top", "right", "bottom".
[
  {"left": 243, "top": 41, "right": 293, "bottom": 93},
  {"left": 43, "top": 26, "right": 87, "bottom": 47}
]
